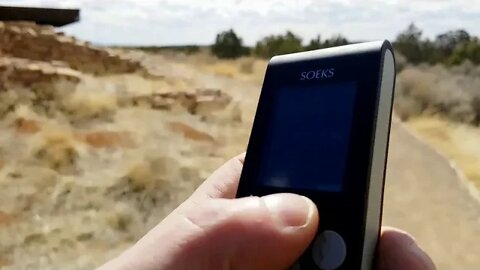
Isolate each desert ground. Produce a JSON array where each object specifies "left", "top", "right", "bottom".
[
  {"left": 144, "top": 53, "right": 480, "bottom": 270},
  {"left": 1, "top": 22, "right": 480, "bottom": 270}
]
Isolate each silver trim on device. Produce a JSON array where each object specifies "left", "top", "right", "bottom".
[
  {"left": 361, "top": 49, "right": 395, "bottom": 270},
  {"left": 270, "top": 41, "right": 385, "bottom": 65}
]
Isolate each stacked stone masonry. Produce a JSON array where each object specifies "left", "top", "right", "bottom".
[
  {"left": 0, "top": 57, "right": 81, "bottom": 90},
  {"left": 0, "top": 20, "right": 233, "bottom": 120},
  {"left": 0, "top": 21, "right": 145, "bottom": 75}
]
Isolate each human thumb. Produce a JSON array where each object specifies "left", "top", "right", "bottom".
[{"left": 99, "top": 193, "right": 319, "bottom": 270}]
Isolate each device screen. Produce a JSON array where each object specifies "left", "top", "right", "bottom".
[{"left": 258, "top": 81, "right": 357, "bottom": 192}]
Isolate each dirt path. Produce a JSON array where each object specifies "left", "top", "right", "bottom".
[
  {"left": 140, "top": 54, "right": 480, "bottom": 269},
  {"left": 384, "top": 119, "right": 480, "bottom": 269}
]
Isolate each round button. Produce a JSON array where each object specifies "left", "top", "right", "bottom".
[{"left": 312, "top": 230, "right": 347, "bottom": 270}]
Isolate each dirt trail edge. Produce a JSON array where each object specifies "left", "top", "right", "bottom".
[
  {"left": 385, "top": 118, "right": 480, "bottom": 269},
  {"left": 143, "top": 55, "right": 480, "bottom": 270}
]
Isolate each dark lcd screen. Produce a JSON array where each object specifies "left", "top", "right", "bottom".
[{"left": 258, "top": 82, "right": 357, "bottom": 192}]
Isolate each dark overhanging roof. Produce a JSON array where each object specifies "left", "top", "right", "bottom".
[{"left": 0, "top": 6, "right": 80, "bottom": 27}]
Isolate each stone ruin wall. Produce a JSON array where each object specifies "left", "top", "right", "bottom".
[
  {"left": 0, "top": 20, "right": 236, "bottom": 122},
  {"left": 0, "top": 21, "right": 145, "bottom": 75}
]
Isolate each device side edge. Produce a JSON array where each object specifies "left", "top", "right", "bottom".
[{"left": 361, "top": 49, "right": 396, "bottom": 270}]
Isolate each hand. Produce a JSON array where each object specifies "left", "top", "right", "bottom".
[{"left": 98, "top": 154, "right": 436, "bottom": 270}]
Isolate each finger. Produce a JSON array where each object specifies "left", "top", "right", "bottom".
[
  {"left": 106, "top": 193, "right": 319, "bottom": 270},
  {"left": 191, "top": 152, "right": 246, "bottom": 201},
  {"left": 378, "top": 227, "right": 436, "bottom": 270}
]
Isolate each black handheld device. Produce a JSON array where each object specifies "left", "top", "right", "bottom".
[{"left": 236, "top": 41, "right": 396, "bottom": 270}]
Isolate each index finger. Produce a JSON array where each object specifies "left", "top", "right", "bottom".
[{"left": 190, "top": 153, "right": 246, "bottom": 201}]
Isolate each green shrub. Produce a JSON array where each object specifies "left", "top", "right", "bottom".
[
  {"left": 211, "top": 29, "right": 248, "bottom": 59},
  {"left": 321, "top": 35, "right": 349, "bottom": 48},
  {"left": 254, "top": 31, "right": 303, "bottom": 58},
  {"left": 448, "top": 38, "right": 480, "bottom": 65},
  {"left": 394, "top": 23, "right": 425, "bottom": 64},
  {"left": 304, "top": 35, "right": 349, "bottom": 51},
  {"left": 305, "top": 35, "right": 322, "bottom": 51}
]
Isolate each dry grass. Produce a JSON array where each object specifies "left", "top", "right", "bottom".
[
  {"left": 395, "top": 62, "right": 480, "bottom": 190},
  {"left": 208, "top": 57, "right": 267, "bottom": 83},
  {"left": 179, "top": 52, "right": 268, "bottom": 83},
  {"left": 0, "top": 65, "right": 248, "bottom": 269},
  {"left": 406, "top": 116, "right": 480, "bottom": 190}
]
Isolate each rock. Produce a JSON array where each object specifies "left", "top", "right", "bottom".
[
  {"left": 166, "top": 121, "right": 215, "bottom": 143},
  {"left": 12, "top": 118, "right": 41, "bottom": 135},
  {"left": 195, "top": 96, "right": 231, "bottom": 117},
  {"left": 128, "top": 88, "right": 232, "bottom": 119},
  {"left": 0, "top": 211, "right": 14, "bottom": 225},
  {"left": 191, "top": 88, "right": 231, "bottom": 117},
  {"left": 0, "top": 57, "right": 82, "bottom": 91},
  {"left": 152, "top": 92, "right": 197, "bottom": 112},
  {"left": 0, "top": 255, "right": 12, "bottom": 268},
  {"left": 77, "top": 131, "right": 135, "bottom": 149}
]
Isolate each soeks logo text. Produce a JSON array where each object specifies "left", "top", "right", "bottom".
[{"left": 300, "top": 68, "right": 335, "bottom": 80}]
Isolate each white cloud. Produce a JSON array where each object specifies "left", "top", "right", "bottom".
[{"left": 1, "top": 0, "right": 479, "bottom": 45}]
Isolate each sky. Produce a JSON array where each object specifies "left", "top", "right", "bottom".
[{"left": 2, "top": 0, "right": 480, "bottom": 46}]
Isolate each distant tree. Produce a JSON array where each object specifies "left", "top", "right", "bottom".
[
  {"left": 448, "top": 37, "right": 480, "bottom": 65},
  {"left": 254, "top": 31, "right": 303, "bottom": 58},
  {"left": 393, "top": 24, "right": 475, "bottom": 65},
  {"left": 211, "top": 29, "right": 248, "bottom": 59},
  {"left": 421, "top": 39, "right": 444, "bottom": 64},
  {"left": 305, "top": 35, "right": 322, "bottom": 51},
  {"left": 304, "top": 34, "right": 350, "bottom": 51},
  {"left": 436, "top": 30, "right": 471, "bottom": 54},
  {"left": 394, "top": 23, "right": 425, "bottom": 64},
  {"left": 323, "top": 35, "right": 349, "bottom": 48}
]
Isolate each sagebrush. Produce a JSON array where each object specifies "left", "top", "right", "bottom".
[{"left": 395, "top": 62, "right": 480, "bottom": 125}]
